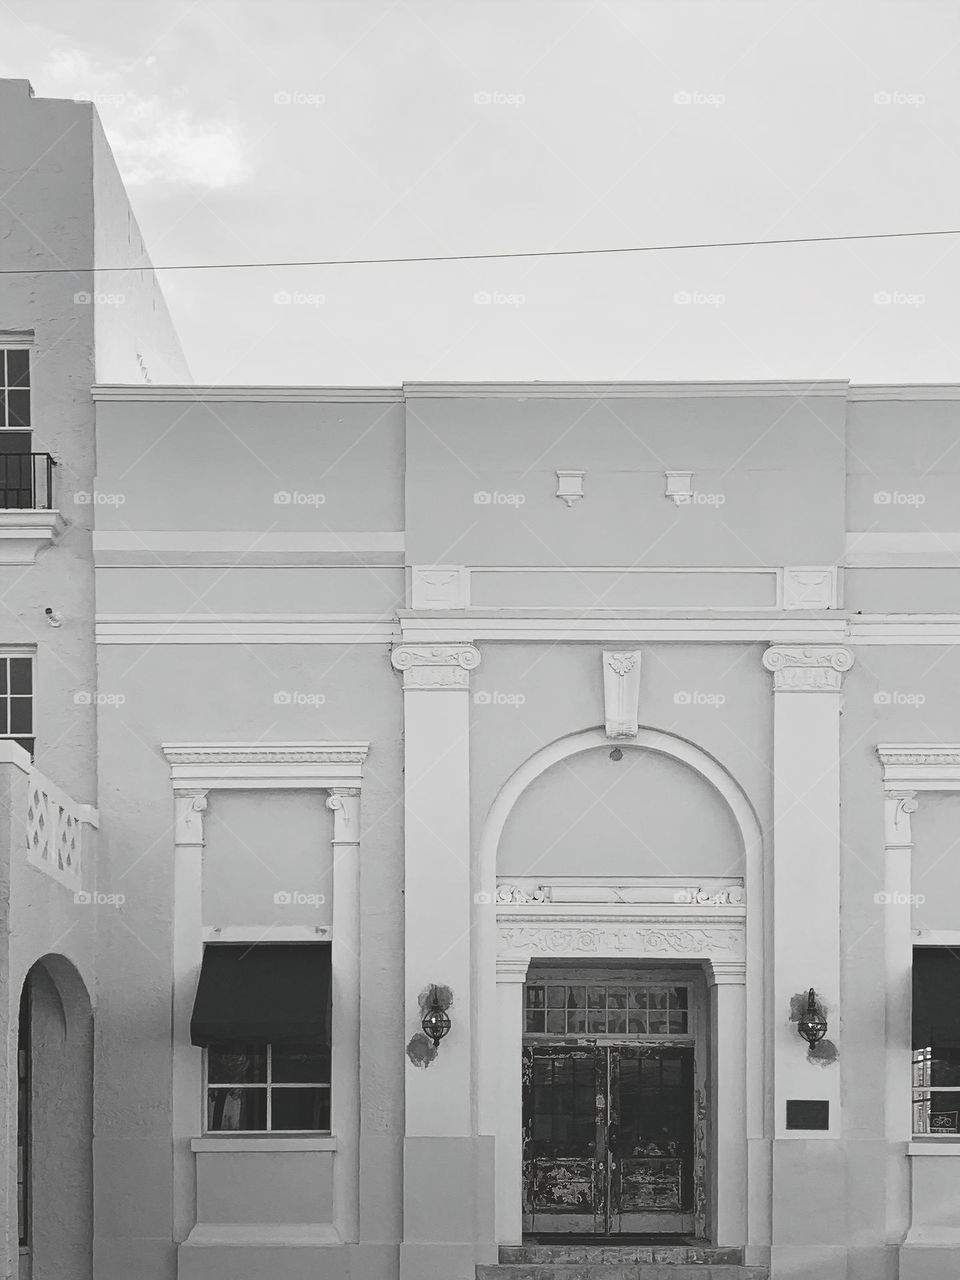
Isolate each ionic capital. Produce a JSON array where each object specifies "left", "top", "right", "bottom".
[
  {"left": 391, "top": 643, "right": 482, "bottom": 690},
  {"left": 762, "top": 645, "right": 854, "bottom": 692}
]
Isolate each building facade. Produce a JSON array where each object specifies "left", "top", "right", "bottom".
[{"left": 5, "top": 76, "right": 960, "bottom": 1280}]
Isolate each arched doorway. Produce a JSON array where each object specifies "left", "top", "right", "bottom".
[
  {"left": 475, "top": 727, "right": 764, "bottom": 1248},
  {"left": 17, "top": 956, "right": 93, "bottom": 1280}
]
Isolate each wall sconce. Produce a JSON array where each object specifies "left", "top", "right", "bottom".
[
  {"left": 421, "top": 986, "right": 451, "bottom": 1048},
  {"left": 797, "top": 988, "right": 827, "bottom": 1049}
]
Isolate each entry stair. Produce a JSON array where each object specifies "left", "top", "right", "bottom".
[{"left": 478, "top": 1243, "right": 769, "bottom": 1280}]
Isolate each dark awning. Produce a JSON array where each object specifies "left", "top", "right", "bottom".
[
  {"left": 190, "top": 943, "right": 331, "bottom": 1047},
  {"left": 913, "top": 946, "right": 960, "bottom": 1048}
]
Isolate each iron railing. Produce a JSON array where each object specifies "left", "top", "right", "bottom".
[{"left": 0, "top": 453, "right": 55, "bottom": 510}]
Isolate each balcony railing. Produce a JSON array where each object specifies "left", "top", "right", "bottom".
[{"left": 0, "top": 453, "right": 55, "bottom": 510}]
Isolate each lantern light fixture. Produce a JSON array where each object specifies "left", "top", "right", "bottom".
[
  {"left": 421, "top": 986, "right": 451, "bottom": 1048},
  {"left": 797, "top": 988, "right": 827, "bottom": 1049}
]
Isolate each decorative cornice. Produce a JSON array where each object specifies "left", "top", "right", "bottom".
[
  {"left": 391, "top": 643, "right": 481, "bottom": 689},
  {"left": 162, "top": 742, "right": 369, "bottom": 791},
  {"left": 762, "top": 644, "right": 854, "bottom": 691},
  {"left": 878, "top": 745, "right": 960, "bottom": 791},
  {"left": 496, "top": 881, "right": 744, "bottom": 907},
  {"left": 498, "top": 922, "right": 744, "bottom": 959}
]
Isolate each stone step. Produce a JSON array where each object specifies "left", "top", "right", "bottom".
[
  {"left": 500, "top": 1246, "right": 746, "bottom": 1265},
  {"left": 479, "top": 1268, "right": 769, "bottom": 1280}
]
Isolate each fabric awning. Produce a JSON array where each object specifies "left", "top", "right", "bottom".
[
  {"left": 913, "top": 946, "right": 960, "bottom": 1048},
  {"left": 190, "top": 942, "right": 331, "bottom": 1047}
]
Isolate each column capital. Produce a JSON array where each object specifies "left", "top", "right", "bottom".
[
  {"left": 327, "top": 787, "right": 361, "bottom": 843},
  {"left": 496, "top": 957, "right": 530, "bottom": 983},
  {"left": 391, "top": 643, "right": 481, "bottom": 690},
  {"left": 173, "top": 788, "right": 207, "bottom": 846},
  {"left": 705, "top": 959, "right": 747, "bottom": 986},
  {"left": 762, "top": 644, "right": 854, "bottom": 692}
]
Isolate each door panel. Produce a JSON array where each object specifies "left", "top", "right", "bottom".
[
  {"left": 609, "top": 1046, "right": 694, "bottom": 1233},
  {"left": 523, "top": 1043, "right": 696, "bottom": 1235},
  {"left": 522, "top": 1047, "right": 604, "bottom": 1232}
]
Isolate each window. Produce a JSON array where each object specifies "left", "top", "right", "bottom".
[
  {"left": 190, "top": 942, "right": 332, "bottom": 1134},
  {"left": 525, "top": 981, "right": 690, "bottom": 1037},
  {"left": 0, "top": 349, "right": 30, "bottom": 428},
  {"left": 0, "top": 654, "right": 33, "bottom": 756},
  {"left": 206, "top": 1042, "right": 331, "bottom": 1132},
  {"left": 912, "top": 947, "right": 960, "bottom": 1136}
]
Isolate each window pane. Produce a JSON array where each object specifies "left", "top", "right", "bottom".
[
  {"left": 608, "top": 1012, "right": 627, "bottom": 1034},
  {"left": 546, "top": 985, "right": 566, "bottom": 1008},
  {"left": 546, "top": 1010, "right": 565, "bottom": 1035},
  {"left": 649, "top": 989, "right": 669, "bottom": 1010},
  {"left": 588, "top": 985, "right": 606, "bottom": 1010},
  {"left": 272, "top": 1087, "right": 330, "bottom": 1131},
  {"left": 526, "top": 986, "right": 544, "bottom": 1009},
  {"left": 207, "top": 1087, "right": 267, "bottom": 1131},
  {"left": 566, "top": 985, "right": 585, "bottom": 1010},
  {"left": 9, "top": 659, "right": 31, "bottom": 695},
  {"left": 0, "top": 660, "right": 8, "bottom": 695},
  {"left": 673, "top": 987, "right": 689, "bottom": 1008},
  {"left": 7, "top": 391, "right": 29, "bottom": 428},
  {"left": 272, "top": 1043, "right": 330, "bottom": 1084},
  {"left": 526, "top": 1009, "right": 545, "bottom": 1033},
  {"left": 588, "top": 1010, "right": 606, "bottom": 1034},
  {"left": 608, "top": 987, "right": 627, "bottom": 1010},
  {"left": 207, "top": 1044, "right": 267, "bottom": 1083},
  {"left": 7, "top": 351, "right": 29, "bottom": 387},
  {"left": 567, "top": 1008, "right": 586, "bottom": 1034},
  {"left": 668, "top": 1011, "right": 688, "bottom": 1034},
  {"left": 9, "top": 698, "right": 31, "bottom": 735},
  {"left": 628, "top": 1012, "right": 647, "bottom": 1033},
  {"left": 647, "top": 1011, "right": 668, "bottom": 1034},
  {"left": 930, "top": 1046, "right": 960, "bottom": 1087}
]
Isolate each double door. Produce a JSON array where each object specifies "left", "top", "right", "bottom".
[{"left": 522, "top": 1043, "right": 696, "bottom": 1235}]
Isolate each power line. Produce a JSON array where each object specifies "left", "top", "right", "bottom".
[{"left": 2, "top": 227, "right": 959, "bottom": 275}]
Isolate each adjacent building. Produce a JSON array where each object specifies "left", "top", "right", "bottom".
[{"left": 5, "top": 75, "right": 960, "bottom": 1280}]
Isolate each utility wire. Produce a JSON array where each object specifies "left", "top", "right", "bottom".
[{"left": 2, "top": 227, "right": 959, "bottom": 275}]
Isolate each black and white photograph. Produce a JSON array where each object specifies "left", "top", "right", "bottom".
[{"left": 1, "top": 3, "right": 959, "bottom": 1278}]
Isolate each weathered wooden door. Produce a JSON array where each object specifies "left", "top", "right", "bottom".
[{"left": 522, "top": 1043, "right": 696, "bottom": 1235}]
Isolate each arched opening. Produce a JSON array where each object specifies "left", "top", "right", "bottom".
[
  {"left": 17, "top": 955, "right": 93, "bottom": 1280},
  {"left": 475, "top": 727, "right": 764, "bottom": 1250}
]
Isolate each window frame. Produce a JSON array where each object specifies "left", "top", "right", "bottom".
[
  {"left": 0, "top": 649, "right": 35, "bottom": 758},
  {"left": 523, "top": 979, "right": 696, "bottom": 1041},
  {"left": 0, "top": 345, "right": 31, "bottom": 431},
  {"left": 911, "top": 944, "right": 960, "bottom": 1138},
  {"left": 203, "top": 1041, "right": 332, "bottom": 1135}
]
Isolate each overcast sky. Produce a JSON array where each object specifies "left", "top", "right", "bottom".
[{"left": 4, "top": 0, "right": 960, "bottom": 385}]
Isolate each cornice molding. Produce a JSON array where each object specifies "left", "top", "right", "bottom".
[
  {"left": 403, "top": 380, "right": 850, "bottom": 399},
  {"left": 97, "top": 615, "right": 400, "bottom": 645},
  {"left": 848, "top": 385, "right": 960, "bottom": 401},
  {"left": 762, "top": 644, "right": 854, "bottom": 691},
  {"left": 878, "top": 744, "right": 960, "bottom": 791},
  {"left": 162, "top": 741, "right": 369, "bottom": 791},
  {"left": 391, "top": 643, "right": 481, "bottom": 689},
  {"left": 92, "top": 385, "right": 402, "bottom": 403}
]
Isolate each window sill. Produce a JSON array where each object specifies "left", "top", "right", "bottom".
[
  {"left": 192, "top": 1134, "right": 337, "bottom": 1153},
  {"left": 908, "top": 1139, "right": 960, "bottom": 1156},
  {"left": 0, "top": 510, "right": 65, "bottom": 564}
]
